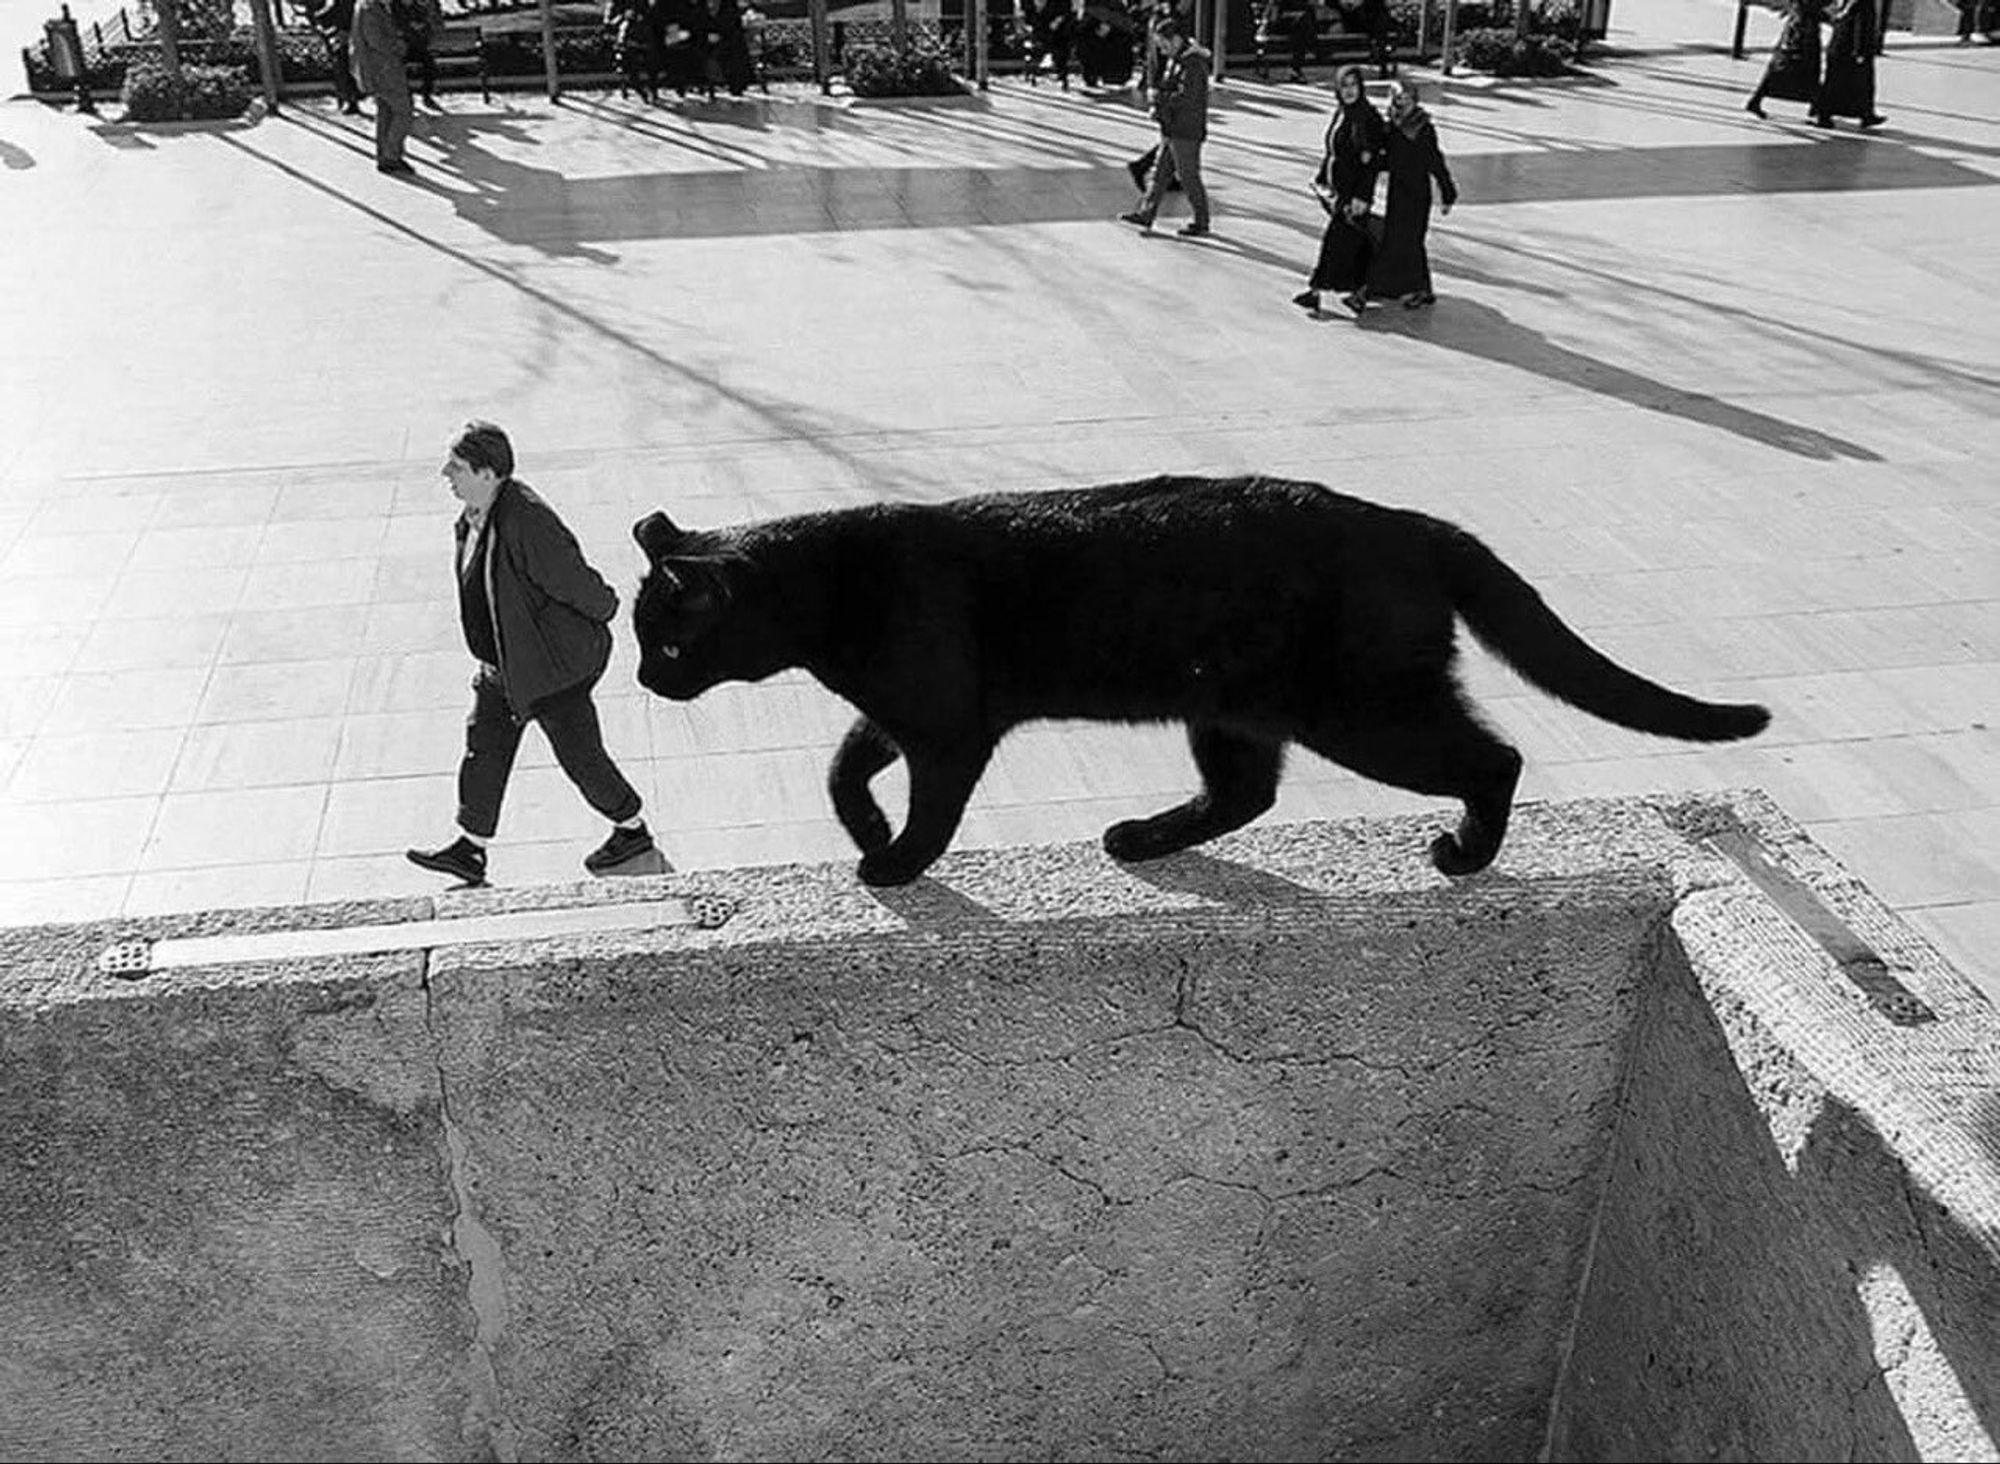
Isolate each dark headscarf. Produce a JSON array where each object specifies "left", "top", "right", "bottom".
[{"left": 1323, "top": 64, "right": 1383, "bottom": 165}]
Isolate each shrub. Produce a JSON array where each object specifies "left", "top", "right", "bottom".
[
  {"left": 843, "top": 39, "right": 964, "bottom": 98},
  {"left": 1448, "top": 25, "right": 1572, "bottom": 74},
  {"left": 120, "top": 56, "right": 253, "bottom": 119}
]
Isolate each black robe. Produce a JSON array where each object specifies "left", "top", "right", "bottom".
[
  {"left": 1308, "top": 99, "right": 1386, "bottom": 292},
  {"left": 1756, "top": 0, "right": 1826, "bottom": 104},
  {"left": 1366, "top": 110, "right": 1456, "bottom": 299},
  {"left": 1816, "top": 0, "right": 1878, "bottom": 119}
]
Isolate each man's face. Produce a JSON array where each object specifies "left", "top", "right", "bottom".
[{"left": 443, "top": 452, "right": 500, "bottom": 510}]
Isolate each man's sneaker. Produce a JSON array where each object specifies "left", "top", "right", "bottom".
[
  {"left": 585, "top": 822, "right": 657, "bottom": 874},
  {"left": 407, "top": 837, "right": 487, "bottom": 885},
  {"left": 1177, "top": 221, "right": 1211, "bottom": 238},
  {"left": 1117, "top": 210, "right": 1153, "bottom": 231}
]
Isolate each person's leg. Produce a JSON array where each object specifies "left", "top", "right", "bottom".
[
  {"left": 1169, "top": 136, "right": 1209, "bottom": 229},
  {"left": 535, "top": 679, "right": 656, "bottom": 871},
  {"left": 1123, "top": 136, "right": 1172, "bottom": 226},
  {"left": 535, "top": 680, "right": 644, "bottom": 826},
  {"left": 457, "top": 667, "right": 525, "bottom": 841}
]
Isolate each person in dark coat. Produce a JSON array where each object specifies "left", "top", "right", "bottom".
[
  {"left": 690, "top": 0, "right": 755, "bottom": 98},
  {"left": 351, "top": 0, "right": 414, "bottom": 172},
  {"left": 1814, "top": 0, "right": 1885, "bottom": 127},
  {"left": 1027, "top": 0, "right": 1078, "bottom": 88},
  {"left": 1118, "top": 16, "right": 1212, "bottom": 236},
  {"left": 1295, "top": 65, "right": 1385, "bottom": 313},
  {"left": 1348, "top": 77, "right": 1454, "bottom": 313},
  {"left": 302, "top": 0, "right": 361, "bottom": 113},
  {"left": 407, "top": 422, "right": 659, "bottom": 887},
  {"left": 1745, "top": 0, "right": 1826, "bottom": 119}
]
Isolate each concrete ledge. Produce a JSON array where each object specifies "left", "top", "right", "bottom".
[{"left": 2, "top": 793, "right": 1996, "bottom": 1461}]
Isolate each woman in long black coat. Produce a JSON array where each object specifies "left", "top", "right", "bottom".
[
  {"left": 1351, "top": 78, "right": 1455, "bottom": 313},
  {"left": 1745, "top": 0, "right": 1826, "bottom": 119},
  {"left": 1814, "top": 0, "right": 1885, "bottom": 126},
  {"left": 1294, "top": 66, "right": 1386, "bottom": 312}
]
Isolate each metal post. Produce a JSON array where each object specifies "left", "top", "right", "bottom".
[
  {"left": 974, "top": 0, "right": 988, "bottom": 85},
  {"left": 891, "top": 0, "right": 909, "bottom": 49},
  {"left": 809, "top": 0, "right": 830, "bottom": 91},
  {"left": 1439, "top": 0, "right": 1456, "bottom": 71},
  {"left": 538, "top": 0, "right": 558, "bottom": 98},
  {"left": 156, "top": 0, "right": 183, "bottom": 74},
  {"left": 1731, "top": 0, "right": 1749, "bottom": 59},
  {"left": 1212, "top": 0, "right": 1226, "bottom": 80},
  {"left": 244, "top": 0, "right": 284, "bottom": 107}
]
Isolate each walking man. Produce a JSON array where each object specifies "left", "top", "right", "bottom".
[
  {"left": 407, "top": 422, "right": 659, "bottom": 887},
  {"left": 351, "top": 0, "right": 415, "bottom": 174},
  {"left": 1118, "top": 14, "right": 1212, "bottom": 237}
]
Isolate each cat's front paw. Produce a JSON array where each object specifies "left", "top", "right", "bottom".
[
  {"left": 1104, "top": 818, "right": 1182, "bottom": 863},
  {"left": 1429, "top": 831, "right": 1497, "bottom": 878},
  {"left": 858, "top": 848, "right": 926, "bottom": 888}
]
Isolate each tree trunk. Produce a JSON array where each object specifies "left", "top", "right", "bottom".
[{"left": 891, "top": 0, "right": 909, "bottom": 50}]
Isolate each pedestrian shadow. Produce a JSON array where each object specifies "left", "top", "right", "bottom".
[{"left": 1377, "top": 296, "right": 1883, "bottom": 461}]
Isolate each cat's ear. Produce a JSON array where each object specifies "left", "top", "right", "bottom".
[{"left": 633, "top": 511, "right": 684, "bottom": 561}]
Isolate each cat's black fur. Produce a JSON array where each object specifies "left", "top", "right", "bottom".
[{"left": 631, "top": 475, "right": 1769, "bottom": 887}]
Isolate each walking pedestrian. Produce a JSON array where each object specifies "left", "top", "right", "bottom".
[
  {"left": 1345, "top": 77, "right": 1454, "bottom": 314},
  {"left": 1744, "top": 0, "right": 1826, "bottom": 120},
  {"left": 1118, "top": 14, "right": 1213, "bottom": 237},
  {"left": 397, "top": 0, "right": 444, "bottom": 108},
  {"left": 350, "top": 0, "right": 415, "bottom": 173},
  {"left": 406, "top": 422, "right": 660, "bottom": 887},
  {"left": 1294, "top": 64, "right": 1386, "bottom": 314},
  {"left": 1814, "top": 0, "right": 1886, "bottom": 127},
  {"left": 302, "top": 0, "right": 361, "bottom": 114}
]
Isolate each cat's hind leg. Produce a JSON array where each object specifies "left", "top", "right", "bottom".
[
  {"left": 1298, "top": 689, "right": 1523, "bottom": 876},
  {"left": 829, "top": 717, "right": 900, "bottom": 855},
  {"left": 1104, "top": 725, "right": 1284, "bottom": 862},
  {"left": 858, "top": 741, "right": 993, "bottom": 888}
]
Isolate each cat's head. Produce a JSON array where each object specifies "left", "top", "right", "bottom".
[{"left": 630, "top": 510, "right": 760, "bottom": 700}]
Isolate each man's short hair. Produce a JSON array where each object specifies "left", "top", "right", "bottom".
[
  {"left": 450, "top": 420, "right": 515, "bottom": 480},
  {"left": 1156, "top": 14, "right": 1182, "bottom": 37}
]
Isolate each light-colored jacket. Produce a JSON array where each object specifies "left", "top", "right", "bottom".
[{"left": 350, "top": 0, "right": 408, "bottom": 97}]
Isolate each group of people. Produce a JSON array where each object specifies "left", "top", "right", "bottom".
[
  {"left": 1111, "top": 22, "right": 1458, "bottom": 320},
  {"left": 1744, "top": 0, "right": 1885, "bottom": 129},
  {"left": 603, "top": 0, "right": 760, "bottom": 105},
  {"left": 1294, "top": 64, "right": 1456, "bottom": 316}
]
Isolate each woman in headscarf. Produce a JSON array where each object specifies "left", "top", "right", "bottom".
[
  {"left": 1744, "top": 0, "right": 1827, "bottom": 120},
  {"left": 1294, "top": 65, "right": 1386, "bottom": 314},
  {"left": 1813, "top": 0, "right": 1886, "bottom": 127},
  {"left": 1347, "top": 77, "right": 1455, "bottom": 314}
]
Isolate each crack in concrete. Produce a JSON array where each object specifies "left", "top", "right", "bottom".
[{"left": 420, "top": 965, "right": 520, "bottom": 1464}]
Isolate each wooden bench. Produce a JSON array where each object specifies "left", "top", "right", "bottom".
[{"left": 425, "top": 22, "right": 489, "bottom": 102}]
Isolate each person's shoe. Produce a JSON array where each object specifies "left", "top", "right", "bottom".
[
  {"left": 1126, "top": 156, "right": 1149, "bottom": 190},
  {"left": 585, "top": 822, "right": 657, "bottom": 874},
  {"left": 1744, "top": 97, "right": 1765, "bottom": 118},
  {"left": 1292, "top": 288, "right": 1321, "bottom": 309},
  {"left": 1812, "top": 115, "right": 1834, "bottom": 128},
  {"left": 1341, "top": 291, "right": 1368, "bottom": 316},
  {"left": 377, "top": 158, "right": 416, "bottom": 175},
  {"left": 1403, "top": 290, "right": 1436, "bottom": 308},
  {"left": 1118, "top": 210, "right": 1153, "bottom": 231},
  {"left": 1176, "top": 221, "right": 1211, "bottom": 237},
  {"left": 1861, "top": 113, "right": 1886, "bottom": 128},
  {"left": 407, "top": 837, "right": 486, "bottom": 885},
  {"left": 341, "top": 103, "right": 362, "bottom": 115}
]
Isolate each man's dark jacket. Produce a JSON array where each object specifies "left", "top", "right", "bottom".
[{"left": 455, "top": 478, "right": 617, "bottom": 719}]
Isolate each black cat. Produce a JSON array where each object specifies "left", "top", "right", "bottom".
[{"left": 631, "top": 476, "right": 1769, "bottom": 887}]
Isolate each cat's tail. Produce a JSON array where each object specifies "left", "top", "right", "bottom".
[{"left": 1439, "top": 526, "right": 1771, "bottom": 743}]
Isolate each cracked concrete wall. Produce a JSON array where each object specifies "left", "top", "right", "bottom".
[
  {"left": 425, "top": 857, "right": 1663, "bottom": 1463},
  {"left": 0, "top": 935, "right": 473, "bottom": 1463},
  {"left": 1549, "top": 882, "right": 2000, "bottom": 1464},
  {"left": 8, "top": 799, "right": 1994, "bottom": 1462}
]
